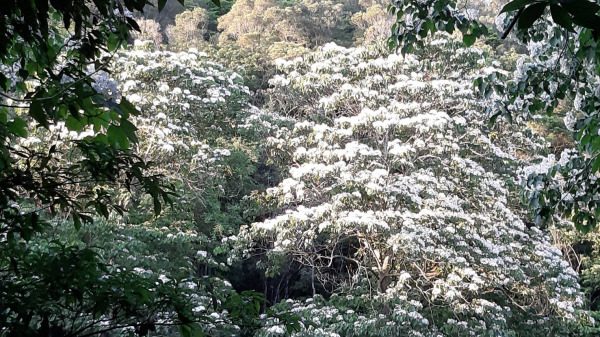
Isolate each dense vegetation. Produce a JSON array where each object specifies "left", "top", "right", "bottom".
[{"left": 4, "top": 0, "right": 600, "bottom": 336}]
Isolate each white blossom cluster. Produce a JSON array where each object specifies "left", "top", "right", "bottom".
[
  {"left": 112, "top": 46, "right": 251, "bottom": 134},
  {"left": 239, "top": 36, "right": 588, "bottom": 336},
  {"left": 17, "top": 46, "right": 262, "bottom": 197},
  {"left": 108, "top": 45, "right": 271, "bottom": 205}
]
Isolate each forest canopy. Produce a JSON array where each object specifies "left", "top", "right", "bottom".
[{"left": 3, "top": 0, "right": 600, "bottom": 337}]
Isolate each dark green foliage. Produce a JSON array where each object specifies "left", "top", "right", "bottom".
[
  {"left": 0, "top": 0, "right": 232, "bottom": 336},
  {"left": 0, "top": 239, "right": 199, "bottom": 337},
  {"left": 194, "top": 150, "right": 260, "bottom": 236}
]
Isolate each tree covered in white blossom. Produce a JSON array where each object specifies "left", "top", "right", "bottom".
[
  {"left": 10, "top": 1, "right": 600, "bottom": 335},
  {"left": 233, "top": 35, "right": 592, "bottom": 336}
]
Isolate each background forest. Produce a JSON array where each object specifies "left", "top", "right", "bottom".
[{"left": 3, "top": 0, "right": 600, "bottom": 336}]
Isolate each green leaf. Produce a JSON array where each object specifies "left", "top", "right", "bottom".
[
  {"left": 563, "top": 0, "right": 600, "bottom": 31},
  {"left": 153, "top": 195, "right": 162, "bottom": 215},
  {"left": 565, "top": 0, "right": 600, "bottom": 16},
  {"left": 473, "top": 77, "right": 484, "bottom": 93},
  {"left": 30, "top": 100, "right": 49, "bottom": 128},
  {"left": 119, "top": 97, "right": 140, "bottom": 117},
  {"left": 119, "top": 118, "right": 138, "bottom": 144},
  {"left": 463, "top": 34, "right": 476, "bottom": 46},
  {"left": 73, "top": 213, "right": 82, "bottom": 230},
  {"left": 592, "top": 156, "right": 600, "bottom": 173},
  {"left": 94, "top": 202, "right": 109, "bottom": 218},
  {"left": 0, "top": 73, "right": 8, "bottom": 91},
  {"left": 107, "top": 33, "right": 121, "bottom": 52},
  {"left": 500, "top": 0, "right": 537, "bottom": 13},
  {"left": 0, "top": 108, "right": 8, "bottom": 124},
  {"left": 388, "top": 37, "right": 398, "bottom": 51},
  {"left": 158, "top": 0, "right": 168, "bottom": 11},
  {"left": 488, "top": 110, "right": 502, "bottom": 127},
  {"left": 8, "top": 117, "right": 28, "bottom": 137},
  {"left": 106, "top": 124, "right": 130, "bottom": 149},
  {"left": 65, "top": 115, "right": 84, "bottom": 132},
  {"left": 126, "top": 17, "right": 141, "bottom": 32},
  {"left": 550, "top": 4, "right": 574, "bottom": 31},
  {"left": 518, "top": 2, "right": 548, "bottom": 30}
]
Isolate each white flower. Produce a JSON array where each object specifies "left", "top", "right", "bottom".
[
  {"left": 158, "top": 82, "right": 170, "bottom": 93},
  {"left": 196, "top": 250, "right": 208, "bottom": 258}
]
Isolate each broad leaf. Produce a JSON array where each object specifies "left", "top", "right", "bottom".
[
  {"left": 500, "top": 0, "right": 537, "bottom": 13},
  {"left": 517, "top": 2, "right": 548, "bottom": 30},
  {"left": 463, "top": 34, "right": 476, "bottom": 46},
  {"left": 550, "top": 4, "right": 575, "bottom": 32},
  {"left": 8, "top": 117, "right": 28, "bottom": 137},
  {"left": 30, "top": 100, "right": 49, "bottom": 128}
]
